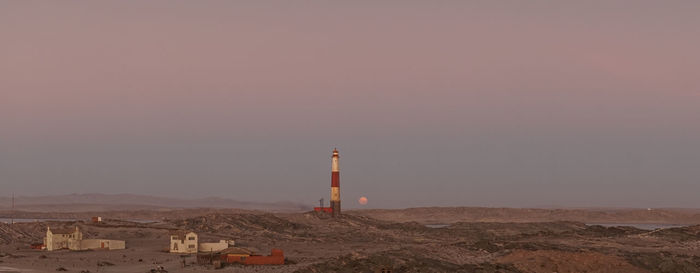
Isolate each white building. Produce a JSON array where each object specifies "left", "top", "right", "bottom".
[
  {"left": 44, "top": 226, "right": 82, "bottom": 251},
  {"left": 44, "top": 226, "right": 125, "bottom": 251},
  {"left": 170, "top": 231, "right": 198, "bottom": 254}
]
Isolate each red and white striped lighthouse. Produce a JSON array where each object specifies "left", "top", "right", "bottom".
[{"left": 330, "top": 148, "right": 341, "bottom": 216}]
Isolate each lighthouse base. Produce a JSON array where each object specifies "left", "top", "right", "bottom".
[{"left": 331, "top": 201, "right": 341, "bottom": 217}]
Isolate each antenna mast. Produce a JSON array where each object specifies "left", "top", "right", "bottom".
[{"left": 11, "top": 193, "right": 14, "bottom": 225}]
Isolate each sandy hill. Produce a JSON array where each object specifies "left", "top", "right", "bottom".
[{"left": 349, "top": 207, "right": 700, "bottom": 225}]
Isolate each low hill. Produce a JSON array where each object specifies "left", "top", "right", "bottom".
[
  {"left": 0, "top": 193, "right": 309, "bottom": 213},
  {"left": 348, "top": 207, "right": 700, "bottom": 225}
]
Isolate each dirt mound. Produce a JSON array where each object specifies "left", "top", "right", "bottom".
[
  {"left": 294, "top": 249, "right": 521, "bottom": 273},
  {"left": 444, "top": 221, "right": 588, "bottom": 241},
  {"left": 168, "top": 213, "right": 311, "bottom": 236},
  {"left": 498, "top": 250, "right": 652, "bottom": 273},
  {"left": 623, "top": 252, "right": 700, "bottom": 273},
  {"left": 576, "top": 224, "right": 646, "bottom": 237},
  {"left": 168, "top": 212, "right": 439, "bottom": 246},
  {"left": 350, "top": 207, "right": 700, "bottom": 225},
  {"left": 649, "top": 225, "right": 700, "bottom": 242},
  {"left": 0, "top": 223, "right": 46, "bottom": 244},
  {"left": 450, "top": 223, "right": 639, "bottom": 254}
]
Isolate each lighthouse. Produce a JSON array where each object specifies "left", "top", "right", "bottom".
[{"left": 330, "top": 148, "right": 341, "bottom": 216}]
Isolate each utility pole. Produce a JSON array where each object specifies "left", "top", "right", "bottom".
[{"left": 11, "top": 193, "right": 15, "bottom": 225}]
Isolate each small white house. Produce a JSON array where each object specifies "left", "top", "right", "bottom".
[{"left": 170, "top": 231, "right": 198, "bottom": 254}]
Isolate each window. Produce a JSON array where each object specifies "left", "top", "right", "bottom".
[
  {"left": 188, "top": 236, "right": 195, "bottom": 240},
  {"left": 188, "top": 244, "right": 195, "bottom": 249}
]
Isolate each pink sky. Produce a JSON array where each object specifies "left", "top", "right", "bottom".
[{"left": 2, "top": 1, "right": 700, "bottom": 208}]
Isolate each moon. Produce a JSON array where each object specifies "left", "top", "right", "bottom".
[{"left": 358, "top": 196, "right": 368, "bottom": 205}]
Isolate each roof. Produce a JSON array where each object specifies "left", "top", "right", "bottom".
[
  {"left": 220, "top": 247, "right": 254, "bottom": 255},
  {"left": 49, "top": 227, "right": 79, "bottom": 235},
  {"left": 170, "top": 231, "right": 196, "bottom": 239}
]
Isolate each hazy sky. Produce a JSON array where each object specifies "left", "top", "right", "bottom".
[{"left": 2, "top": 1, "right": 700, "bottom": 209}]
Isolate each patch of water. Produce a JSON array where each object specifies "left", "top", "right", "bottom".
[{"left": 425, "top": 224, "right": 449, "bottom": 228}]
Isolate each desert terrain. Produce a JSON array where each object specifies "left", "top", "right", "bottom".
[{"left": 1, "top": 207, "right": 700, "bottom": 272}]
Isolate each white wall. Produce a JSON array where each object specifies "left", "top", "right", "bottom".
[
  {"left": 80, "top": 239, "right": 126, "bottom": 250},
  {"left": 198, "top": 240, "right": 231, "bottom": 253}
]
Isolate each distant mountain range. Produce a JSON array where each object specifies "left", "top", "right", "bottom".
[{"left": 0, "top": 193, "right": 309, "bottom": 212}]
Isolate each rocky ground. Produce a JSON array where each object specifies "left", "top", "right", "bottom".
[
  {"left": 349, "top": 207, "right": 700, "bottom": 225},
  {"left": 0, "top": 209, "right": 699, "bottom": 272}
]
